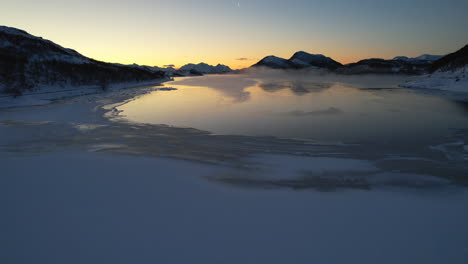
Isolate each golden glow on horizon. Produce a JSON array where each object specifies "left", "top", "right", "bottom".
[
  {"left": 0, "top": 23, "right": 449, "bottom": 70},
  {"left": 35, "top": 30, "right": 421, "bottom": 70},
  {"left": 2, "top": 1, "right": 467, "bottom": 70}
]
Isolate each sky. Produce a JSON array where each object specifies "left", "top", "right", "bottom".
[{"left": 1, "top": 0, "right": 468, "bottom": 69}]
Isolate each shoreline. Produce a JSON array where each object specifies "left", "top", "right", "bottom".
[
  {"left": 0, "top": 78, "right": 172, "bottom": 109},
  {"left": 1, "top": 74, "right": 467, "bottom": 188},
  {"left": 2, "top": 72, "right": 467, "bottom": 110}
]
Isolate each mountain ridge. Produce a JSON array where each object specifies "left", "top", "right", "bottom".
[
  {"left": 0, "top": 25, "right": 166, "bottom": 95},
  {"left": 0, "top": 26, "right": 232, "bottom": 95},
  {"left": 430, "top": 45, "right": 468, "bottom": 73},
  {"left": 400, "top": 45, "right": 468, "bottom": 92},
  {"left": 251, "top": 51, "right": 449, "bottom": 75},
  {"left": 179, "top": 63, "right": 232, "bottom": 75},
  {"left": 252, "top": 51, "right": 342, "bottom": 70}
]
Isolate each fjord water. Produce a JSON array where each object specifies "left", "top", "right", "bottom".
[
  {"left": 119, "top": 73, "right": 468, "bottom": 143},
  {"left": 117, "top": 72, "right": 468, "bottom": 186}
]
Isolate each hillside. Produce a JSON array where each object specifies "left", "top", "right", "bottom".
[
  {"left": 336, "top": 58, "right": 432, "bottom": 75},
  {"left": 429, "top": 45, "right": 468, "bottom": 73},
  {"left": 289, "top": 51, "right": 342, "bottom": 70},
  {"left": 0, "top": 26, "right": 166, "bottom": 96},
  {"left": 400, "top": 45, "right": 468, "bottom": 92}
]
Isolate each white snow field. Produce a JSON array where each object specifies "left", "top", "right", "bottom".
[
  {"left": 2, "top": 151, "right": 468, "bottom": 264},
  {"left": 401, "top": 66, "right": 468, "bottom": 93},
  {"left": 1, "top": 75, "right": 468, "bottom": 264}
]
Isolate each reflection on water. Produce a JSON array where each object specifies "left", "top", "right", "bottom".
[
  {"left": 1, "top": 72, "right": 467, "bottom": 189},
  {"left": 110, "top": 73, "right": 468, "bottom": 188},
  {"left": 118, "top": 74, "right": 468, "bottom": 143},
  {"left": 259, "top": 80, "right": 332, "bottom": 95}
]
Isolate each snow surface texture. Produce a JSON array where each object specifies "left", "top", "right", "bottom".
[
  {"left": 2, "top": 151, "right": 468, "bottom": 264},
  {"left": 1, "top": 75, "right": 467, "bottom": 263},
  {"left": 227, "top": 154, "right": 452, "bottom": 189},
  {"left": 401, "top": 66, "right": 468, "bottom": 93}
]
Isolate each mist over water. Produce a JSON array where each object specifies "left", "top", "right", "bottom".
[{"left": 118, "top": 71, "right": 468, "bottom": 143}]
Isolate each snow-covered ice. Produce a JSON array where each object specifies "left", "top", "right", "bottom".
[
  {"left": 0, "top": 79, "right": 168, "bottom": 109},
  {"left": 401, "top": 66, "right": 468, "bottom": 93},
  {"left": 1, "top": 151, "right": 468, "bottom": 264},
  {"left": 1, "top": 74, "right": 468, "bottom": 264}
]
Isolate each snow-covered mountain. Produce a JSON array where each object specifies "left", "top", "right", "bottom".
[
  {"left": 429, "top": 45, "right": 468, "bottom": 72},
  {"left": 336, "top": 58, "right": 432, "bottom": 75},
  {"left": 252, "top": 51, "right": 342, "bottom": 70},
  {"left": 252, "top": 56, "right": 292, "bottom": 69},
  {"left": 415, "top": 54, "right": 444, "bottom": 61},
  {"left": 400, "top": 45, "right": 468, "bottom": 92},
  {"left": 0, "top": 26, "right": 165, "bottom": 95},
  {"left": 289, "top": 51, "right": 342, "bottom": 70},
  {"left": 251, "top": 51, "right": 447, "bottom": 75},
  {"left": 114, "top": 62, "right": 233, "bottom": 77},
  {"left": 0, "top": 26, "right": 92, "bottom": 65},
  {"left": 393, "top": 54, "right": 443, "bottom": 62},
  {"left": 339, "top": 53, "right": 447, "bottom": 75},
  {"left": 178, "top": 63, "right": 232, "bottom": 75}
]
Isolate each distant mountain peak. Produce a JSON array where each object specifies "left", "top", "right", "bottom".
[
  {"left": 392, "top": 54, "right": 443, "bottom": 62},
  {"left": 289, "top": 51, "right": 342, "bottom": 69},
  {"left": 252, "top": 56, "right": 291, "bottom": 69},
  {"left": 252, "top": 51, "right": 341, "bottom": 70},
  {"left": 415, "top": 54, "right": 443, "bottom": 61},
  {"left": 0, "top": 25, "right": 166, "bottom": 95},
  {"left": 179, "top": 62, "right": 232, "bottom": 74},
  {"left": 292, "top": 51, "right": 326, "bottom": 58}
]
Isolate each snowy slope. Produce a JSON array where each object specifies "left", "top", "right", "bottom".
[
  {"left": 0, "top": 26, "right": 166, "bottom": 96},
  {"left": 401, "top": 66, "right": 468, "bottom": 92},
  {"left": 0, "top": 26, "right": 91, "bottom": 64},
  {"left": 400, "top": 45, "right": 468, "bottom": 92}
]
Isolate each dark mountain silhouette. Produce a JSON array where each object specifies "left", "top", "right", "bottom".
[
  {"left": 0, "top": 26, "right": 165, "bottom": 95},
  {"left": 399, "top": 45, "right": 468, "bottom": 91},
  {"left": 430, "top": 45, "right": 468, "bottom": 73},
  {"left": 336, "top": 58, "right": 432, "bottom": 75},
  {"left": 251, "top": 56, "right": 293, "bottom": 69},
  {"left": 289, "top": 51, "right": 342, "bottom": 70},
  {"left": 251, "top": 50, "right": 457, "bottom": 75},
  {"left": 252, "top": 51, "right": 342, "bottom": 70}
]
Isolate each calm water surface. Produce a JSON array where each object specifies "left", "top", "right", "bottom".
[{"left": 119, "top": 73, "right": 468, "bottom": 143}]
